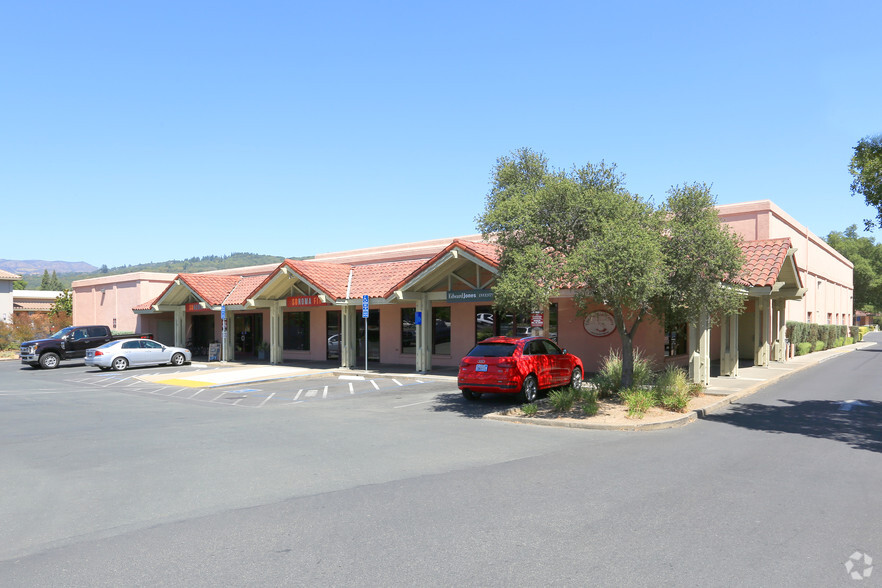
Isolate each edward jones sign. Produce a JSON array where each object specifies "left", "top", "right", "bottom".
[{"left": 447, "top": 290, "right": 494, "bottom": 303}]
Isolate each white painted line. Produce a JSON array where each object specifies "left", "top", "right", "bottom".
[
  {"left": 188, "top": 389, "right": 204, "bottom": 399},
  {"left": 349, "top": 382, "right": 354, "bottom": 394},
  {"left": 257, "top": 392, "right": 276, "bottom": 408},
  {"left": 233, "top": 398, "right": 244, "bottom": 405},
  {"left": 392, "top": 379, "right": 403, "bottom": 386},
  {"left": 395, "top": 399, "right": 435, "bottom": 409},
  {"left": 212, "top": 392, "right": 227, "bottom": 401},
  {"left": 322, "top": 386, "right": 328, "bottom": 399},
  {"left": 293, "top": 389, "right": 303, "bottom": 401},
  {"left": 340, "top": 375, "right": 365, "bottom": 381},
  {"left": 370, "top": 380, "right": 380, "bottom": 390},
  {"left": 735, "top": 377, "right": 767, "bottom": 381}
]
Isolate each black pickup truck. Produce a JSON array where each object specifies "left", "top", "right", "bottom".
[{"left": 20, "top": 325, "right": 153, "bottom": 369}]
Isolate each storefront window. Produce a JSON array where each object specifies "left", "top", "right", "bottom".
[
  {"left": 401, "top": 308, "right": 416, "bottom": 355},
  {"left": 476, "top": 305, "right": 495, "bottom": 342},
  {"left": 433, "top": 306, "right": 451, "bottom": 354},
  {"left": 283, "top": 312, "right": 310, "bottom": 351},
  {"left": 664, "top": 321, "right": 687, "bottom": 357}
]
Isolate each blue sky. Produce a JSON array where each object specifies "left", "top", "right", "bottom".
[{"left": 3, "top": 1, "right": 881, "bottom": 268}]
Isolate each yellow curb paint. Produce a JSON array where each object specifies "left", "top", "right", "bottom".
[{"left": 154, "top": 379, "right": 212, "bottom": 388}]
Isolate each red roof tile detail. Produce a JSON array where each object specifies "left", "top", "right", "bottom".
[
  {"left": 352, "top": 260, "right": 427, "bottom": 298},
  {"left": 178, "top": 274, "right": 243, "bottom": 306},
  {"left": 736, "top": 238, "right": 791, "bottom": 287}
]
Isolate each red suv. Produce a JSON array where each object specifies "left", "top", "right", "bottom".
[{"left": 458, "top": 336, "right": 584, "bottom": 403}]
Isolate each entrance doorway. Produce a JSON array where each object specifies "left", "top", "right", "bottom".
[
  {"left": 234, "top": 313, "right": 263, "bottom": 358},
  {"left": 190, "top": 315, "right": 215, "bottom": 357}
]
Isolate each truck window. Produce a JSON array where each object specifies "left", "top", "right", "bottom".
[{"left": 87, "top": 327, "right": 107, "bottom": 338}]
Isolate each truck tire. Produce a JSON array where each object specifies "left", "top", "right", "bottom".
[{"left": 39, "top": 352, "right": 60, "bottom": 369}]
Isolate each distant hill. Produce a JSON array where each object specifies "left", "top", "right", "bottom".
[
  {"left": 9, "top": 252, "right": 302, "bottom": 290},
  {"left": 0, "top": 259, "right": 98, "bottom": 275}
]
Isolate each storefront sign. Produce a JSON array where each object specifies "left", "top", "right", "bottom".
[
  {"left": 185, "top": 302, "right": 202, "bottom": 312},
  {"left": 286, "top": 295, "right": 326, "bottom": 308},
  {"left": 531, "top": 312, "right": 544, "bottom": 328},
  {"left": 447, "top": 289, "right": 494, "bottom": 303},
  {"left": 584, "top": 310, "right": 615, "bottom": 337}
]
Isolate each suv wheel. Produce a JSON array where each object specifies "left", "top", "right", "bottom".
[{"left": 39, "top": 352, "right": 60, "bottom": 369}]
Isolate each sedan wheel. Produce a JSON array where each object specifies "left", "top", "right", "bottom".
[
  {"left": 111, "top": 357, "right": 129, "bottom": 371},
  {"left": 570, "top": 367, "right": 583, "bottom": 389},
  {"left": 518, "top": 375, "right": 538, "bottom": 403},
  {"left": 170, "top": 352, "right": 185, "bottom": 366}
]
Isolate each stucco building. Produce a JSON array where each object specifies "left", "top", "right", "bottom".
[{"left": 71, "top": 200, "right": 853, "bottom": 383}]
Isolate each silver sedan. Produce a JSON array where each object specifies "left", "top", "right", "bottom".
[{"left": 85, "top": 339, "right": 192, "bottom": 371}]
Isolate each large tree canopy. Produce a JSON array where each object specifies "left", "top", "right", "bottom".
[
  {"left": 825, "top": 225, "right": 882, "bottom": 311},
  {"left": 477, "top": 148, "right": 744, "bottom": 388},
  {"left": 849, "top": 135, "right": 882, "bottom": 229}
]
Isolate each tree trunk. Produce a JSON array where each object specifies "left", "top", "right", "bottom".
[{"left": 620, "top": 330, "right": 635, "bottom": 390}]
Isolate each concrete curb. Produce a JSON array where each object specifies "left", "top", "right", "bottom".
[{"left": 482, "top": 342, "right": 875, "bottom": 431}]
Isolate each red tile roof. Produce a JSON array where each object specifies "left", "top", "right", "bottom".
[
  {"left": 736, "top": 238, "right": 792, "bottom": 287},
  {"left": 0, "top": 269, "right": 22, "bottom": 280},
  {"left": 178, "top": 274, "right": 244, "bottom": 306}
]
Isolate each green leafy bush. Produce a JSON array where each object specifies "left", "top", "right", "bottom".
[
  {"left": 654, "top": 365, "right": 691, "bottom": 412},
  {"left": 521, "top": 403, "right": 538, "bottom": 417},
  {"left": 796, "top": 342, "right": 813, "bottom": 356},
  {"left": 845, "top": 337, "right": 854, "bottom": 345},
  {"left": 619, "top": 387, "right": 656, "bottom": 418},
  {"left": 549, "top": 387, "right": 578, "bottom": 412},
  {"left": 814, "top": 340, "right": 826, "bottom": 352}
]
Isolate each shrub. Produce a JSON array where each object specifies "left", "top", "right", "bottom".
[
  {"left": 619, "top": 387, "right": 656, "bottom": 418},
  {"left": 845, "top": 337, "right": 854, "bottom": 345},
  {"left": 582, "top": 401, "right": 599, "bottom": 417},
  {"left": 549, "top": 387, "right": 578, "bottom": 413},
  {"left": 521, "top": 403, "right": 538, "bottom": 417},
  {"left": 653, "top": 365, "right": 692, "bottom": 413},
  {"left": 590, "top": 349, "right": 654, "bottom": 397},
  {"left": 833, "top": 337, "right": 844, "bottom": 348},
  {"left": 796, "top": 342, "right": 813, "bottom": 356},
  {"left": 814, "top": 340, "right": 826, "bottom": 352}
]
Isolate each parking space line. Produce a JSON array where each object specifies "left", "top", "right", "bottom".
[
  {"left": 257, "top": 392, "right": 276, "bottom": 408},
  {"left": 322, "top": 386, "right": 328, "bottom": 399},
  {"left": 293, "top": 389, "right": 303, "bottom": 401},
  {"left": 349, "top": 382, "right": 354, "bottom": 394},
  {"left": 395, "top": 399, "right": 435, "bottom": 409},
  {"left": 212, "top": 391, "right": 227, "bottom": 401},
  {"left": 188, "top": 389, "right": 204, "bottom": 399},
  {"left": 392, "top": 379, "right": 403, "bottom": 386},
  {"left": 370, "top": 380, "right": 379, "bottom": 390}
]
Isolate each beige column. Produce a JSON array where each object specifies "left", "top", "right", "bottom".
[
  {"left": 720, "top": 313, "right": 739, "bottom": 377},
  {"left": 688, "top": 311, "right": 711, "bottom": 386},
  {"left": 341, "top": 305, "right": 356, "bottom": 369},
  {"left": 754, "top": 299, "right": 770, "bottom": 367},
  {"left": 269, "top": 302, "right": 283, "bottom": 365},
  {"left": 415, "top": 294, "right": 432, "bottom": 373},
  {"left": 174, "top": 307, "right": 186, "bottom": 348},
  {"left": 225, "top": 312, "right": 236, "bottom": 362}
]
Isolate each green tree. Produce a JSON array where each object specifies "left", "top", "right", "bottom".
[
  {"left": 825, "top": 225, "right": 882, "bottom": 310},
  {"left": 849, "top": 135, "right": 882, "bottom": 229},
  {"left": 13, "top": 280, "right": 27, "bottom": 290},
  {"left": 477, "top": 148, "right": 744, "bottom": 389},
  {"left": 40, "top": 269, "right": 51, "bottom": 290},
  {"left": 50, "top": 289, "right": 73, "bottom": 318}
]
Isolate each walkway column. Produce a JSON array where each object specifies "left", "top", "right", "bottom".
[
  {"left": 688, "top": 310, "right": 711, "bottom": 386},
  {"left": 415, "top": 294, "right": 432, "bottom": 373},
  {"left": 773, "top": 300, "right": 787, "bottom": 362},
  {"left": 720, "top": 313, "right": 739, "bottom": 377},
  {"left": 174, "top": 307, "right": 185, "bottom": 348},
  {"left": 754, "top": 299, "right": 770, "bottom": 367},
  {"left": 225, "top": 312, "right": 236, "bottom": 361},
  {"left": 341, "top": 305, "right": 356, "bottom": 369},
  {"left": 269, "top": 301, "right": 283, "bottom": 365}
]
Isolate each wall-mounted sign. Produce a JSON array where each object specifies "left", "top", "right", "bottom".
[
  {"left": 286, "top": 295, "right": 326, "bottom": 308},
  {"left": 583, "top": 310, "right": 615, "bottom": 337},
  {"left": 447, "top": 289, "right": 494, "bottom": 303},
  {"left": 185, "top": 302, "right": 202, "bottom": 312},
  {"left": 531, "top": 312, "right": 544, "bottom": 328}
]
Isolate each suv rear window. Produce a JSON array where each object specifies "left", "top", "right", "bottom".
[{"left": 467, "top": 343, "right": 516, "bottom": 358}]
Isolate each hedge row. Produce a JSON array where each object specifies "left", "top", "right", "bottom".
[{"left": 785, "top": 321, "right": 860, "bottom": 356}]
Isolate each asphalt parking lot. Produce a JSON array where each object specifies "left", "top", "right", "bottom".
[{"left": 0, "top": 359, "right": 451, "bottom": 409}]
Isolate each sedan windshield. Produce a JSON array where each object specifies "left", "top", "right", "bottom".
[{"left": 467, "top": 343, "right": 516, "bottom": 358}]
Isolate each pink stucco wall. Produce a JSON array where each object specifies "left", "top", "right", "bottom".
[{"left": 73, "top": 272, "right": 176, "bottom": 332}]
